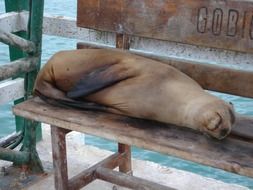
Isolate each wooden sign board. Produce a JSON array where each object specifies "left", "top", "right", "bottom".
[{"left": 77, "top": 0, "right": 253, "bottom": 53}]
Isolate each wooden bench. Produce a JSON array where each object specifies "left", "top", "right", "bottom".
[{"left": 13, "top": 0, "right": 253, "bottom": 189}]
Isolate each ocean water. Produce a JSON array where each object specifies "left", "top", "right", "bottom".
[{"left": 1, "top": 0, "right": 253, "bottom": 189}]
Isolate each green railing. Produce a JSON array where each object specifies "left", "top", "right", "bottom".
[{"left": 0, "top": 0, "right": 44, "bottom": 173}]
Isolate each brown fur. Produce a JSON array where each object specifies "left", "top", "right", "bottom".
[{"left": 34, "top": 49, "right": 235, "bottom": 139}]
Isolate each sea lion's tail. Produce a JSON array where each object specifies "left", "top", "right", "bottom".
[{"left": 34, "top": 90, "right": 109, "bottom": 112}]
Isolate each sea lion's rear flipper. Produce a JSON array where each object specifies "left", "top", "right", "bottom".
[
  {"left": 67, "top": 63, "right": 131, "bottom": 99},
  {"left": 35, "top": 89, "right": 109, "bottom": 112}
]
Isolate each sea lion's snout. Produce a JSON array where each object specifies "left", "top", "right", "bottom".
[
  {"left": 198, "top": 102, "right": 235, "bottom": 140},
  {"left": 205, "top": 111, "right": 232, "bottom": 139}
]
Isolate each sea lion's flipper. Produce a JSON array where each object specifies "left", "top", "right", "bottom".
[
  {"left": 67, "top": 64, "right": 131, "bottom": 98},
  {"left": 35, "top": 89, "right": 109, "bottom": 112}
]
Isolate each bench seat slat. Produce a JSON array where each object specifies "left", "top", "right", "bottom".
[{"left": 12, "top": 97, "right": 253, "bottom": 178}]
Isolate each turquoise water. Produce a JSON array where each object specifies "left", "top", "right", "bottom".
[{"left": 1, "top": 0, "right": 253, "bottom": 188}]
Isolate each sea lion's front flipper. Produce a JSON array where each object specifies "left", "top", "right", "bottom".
[{"left": 67, "top": 63, "right": 132, "bottom": 99}]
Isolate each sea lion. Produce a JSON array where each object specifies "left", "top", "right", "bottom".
[{"left": 34, "top": 49, "right": 235, "bottom": 139}]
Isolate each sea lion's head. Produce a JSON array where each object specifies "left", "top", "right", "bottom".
[{"left": 195, "top": 100, "right": 235, "bottom": 140}]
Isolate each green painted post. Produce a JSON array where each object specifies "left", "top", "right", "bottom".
[
  {"left": 20, "top": 120, "right": 43, "bottom": 172},
  {"left": 4, "top": 0, "right": 44, "bottom": 172},
  {"left": 24, "top": 0, "right": 45, "bottom": 143},
  {"left": 5, "top": 0, "right": 42, "bottom": 140},
  {"left": 20, "top": 0, "right": 44, "bottom": 172}
]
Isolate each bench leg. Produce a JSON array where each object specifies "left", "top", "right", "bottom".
[
  {"left": 51, "top": 126, "right": 69, "bottom": 190},
  {"left": 118, "top": 143, "right": 132, "bottom": 175}
]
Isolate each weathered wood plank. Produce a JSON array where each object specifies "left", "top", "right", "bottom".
[
  {"left": 115, "top": 33, "right": 133, "bottom": 175},
  {"left": 51, "top": 126, "right": 69, "bottom": 190},
  {"left": 144, "top": 54, "right": 253, "bottom": 99},
  {"left": 13, "top": 98, "right": 253, "bottom": 178},
  {"left": 77, "top": 0, "right": 253, "bottom": 53},
  {"left": 68, "top": 152, "right": 123, "bottom": 189},
  {"left": 118, "top": 143, "right": 132, "bottom": 175},
  {"left": 231, "top": 115, "right": 253, "bottom": 141},
  {"left": 77, "top": 42, "right": 253, "bottom": 98},
  {"left": 96, "top": 167, "right": 175, "bottom": 190}
]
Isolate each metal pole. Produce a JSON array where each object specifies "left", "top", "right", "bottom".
[
  {"left": 18, "top": 0, "right": 45, "bottom": 173},
  {"left": 0, "top": 30, "right": 36, "bottom": 53},
  {"left": 21, "top": 0, "right": 45, "bottom": 145},
  {"left": 0, "top": 148, "right": 29, "bottom": 165},
  {"left": 0, "top": 57, "right": 38, "bottom": 81}
]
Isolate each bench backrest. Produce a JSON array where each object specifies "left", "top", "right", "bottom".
[
  {"left": 77, "top": 0, "right": 253, "bottom": 97},
  {"left": 77, "top": 0, "right": 253, "bottom": 53}
]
